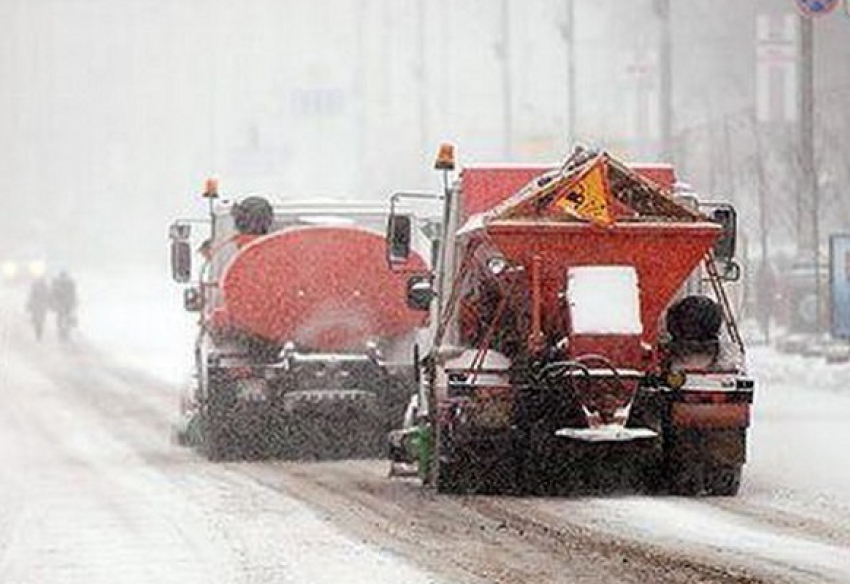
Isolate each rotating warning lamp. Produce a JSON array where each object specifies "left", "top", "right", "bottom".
[
  {"left": 202, "top": 177, "right": 219, "bottom": 199},
  {"left": 434, "top": 143, "right": 456, "bottom": 171}
]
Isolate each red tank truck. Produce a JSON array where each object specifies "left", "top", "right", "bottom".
[
  {"left": 387, "top": 146, "right": 754, "bottom": 496},
  {"left": 169, "top": 182, "right": 428, "bottom": 460}
]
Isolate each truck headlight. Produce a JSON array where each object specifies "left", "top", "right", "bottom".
[
  {"left": 2, "top": 261, "right": 18, "bottom": 279},
  {"left": 487, "top": 256, "right": 508, "bottom": 275},
  {"left": 28, "top": 260, "right": 47, "bottom": 277}
]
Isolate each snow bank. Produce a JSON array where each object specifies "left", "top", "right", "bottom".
[{"left": 746, "top": 346, "right": 850, "bottom": 501}]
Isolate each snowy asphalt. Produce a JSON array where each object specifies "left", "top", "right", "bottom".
[{"left": 0, "top": 269, "right": 848, "bottom": 583}]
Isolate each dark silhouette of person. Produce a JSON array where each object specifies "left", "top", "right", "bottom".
[
  {"left": 26, "top": 277, "right": 50, "bottom": 341},
  {"left": 51, "top": 271, "right": 78, "bottom": 341}
]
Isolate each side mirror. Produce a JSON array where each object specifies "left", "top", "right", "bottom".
[
  {"left": 387, "top": 214, "right": 412, "bottom": 265},
  {"left": 406, "top": 275, "right": 434, "bottom": 311},
  {"left": 421, "top": 219, "right": 443, "bottom": 269},
  {"left": 183, "top": 286, "right": 203, "bottom": 312},
  {"left": 169, "top": 222, "right": 191, "bottom": 241},
  {"left": 430, "top": 238, "right": 441, "bottom": 270},
  {"left": 710, "top": 206, "right": 737, "bottom": 261},
  {"left": 171, "top": 240, "right": 192, "bottom": 283},
  {"left": 720, "top": 260, "right": 742, "bottom": 282}
]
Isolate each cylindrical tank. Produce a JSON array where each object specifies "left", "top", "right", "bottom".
[{"left": 218, "top": 225, "right": 427, "bottom": 352}]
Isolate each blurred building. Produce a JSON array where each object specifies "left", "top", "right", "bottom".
[{"left": 0, "top": 0, "right": 848, "bottom": 264}]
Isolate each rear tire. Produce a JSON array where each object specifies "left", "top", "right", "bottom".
[
  {"left": 669, "top": 462, "right": 742, "bottom": 496},
  {"left": 434, "top": 422, "right": 469, "bottom": 494},
  {"left": 435, "top": 458, "right": 468, "bottom": 494},
  {"left": 380, "top": 376, "right": 415, "bottom": 453},
  {"left": 665, "top": 428, "right": 745, "bottom": 496},
  {"left": 203, "top": 407, "right": 237, "bottom": 461},
  {"left": 201, "top": 371, "right": 241, "bottom": 461},
  {"left": 434, "top": 425, "right": 520, "bottom": 495},
  {"left": 705, "top": 464, "right": 742, "bottom": 496},
  {"left": 668, "top": 460, "right": 704, "bottom": 496}
]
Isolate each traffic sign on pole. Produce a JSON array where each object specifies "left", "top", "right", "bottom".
[{"left": 795, "top": 0, "right": 839, "bottom": 16}]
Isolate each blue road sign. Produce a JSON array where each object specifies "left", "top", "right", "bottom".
[
  {"left": 830, "top": 234, "right": 850, "bottom": 339},
  {"left": 796, "top": 0, "right": 840, "bottom": 15}
]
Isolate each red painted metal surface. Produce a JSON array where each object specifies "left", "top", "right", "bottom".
[
  {"left": 629, "top": 164, "right": 676, "bottom": 190},
  {"left": 484, "top": 222, "right": 720, "bottom": 342},
  {"left": 671, "top": 403, "right": 751, "bottom": 429},
  {"left": 568, "top": 335, "right": 647, "bottom": 369},
  {"left": 459, "top": 165, "right": 676, "bottom": 223},
  {"left": 218, "top": 226, "right": 427, "bottom": 351},
  {"left": 460, "top": 167, "right": 549, "bottom": 222}
]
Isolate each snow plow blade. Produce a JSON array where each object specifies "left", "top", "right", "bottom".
[{"left": 555, "top": 425, "right": 658, "bottom": 442}]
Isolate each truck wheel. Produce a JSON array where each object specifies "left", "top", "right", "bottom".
[
  {"left": 202, "top": 372, "right": 240, "bottom": 461},
  {"left": 668, "top": 462, "right": 742, "bottom": 496},
  {"left": 434, "top": 436, "right": 516, "bottom": 494},
  {"left": 668, "top": 461, "right": 705, "bottom": 496},
  {"left": 666, "top": 428, "right": 745, "bottom": 496},
  {"left": 705, "top": 464, "right": 742, "bottom": 496},
  {"left": 203, "top": 414, "right": 233, "bottom": 461},
  {"left": 434, "top": 423, "right": 469, "bottom": 494},
  {"left": 381, "top": 377, "right": 415, "bottom": 449},
  {"left": 202, "top": 399, "right": 241, "bottom": 461},
  {"left": 435, "top": 461, "right": 463, "bottom": 493}
]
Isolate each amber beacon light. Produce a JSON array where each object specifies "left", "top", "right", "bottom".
[
  {"left": 202, "top": 177, "right": 219, "bottom": 199},
  {"left": 434, "top": 143, "right": 456, "bottom": 171}
]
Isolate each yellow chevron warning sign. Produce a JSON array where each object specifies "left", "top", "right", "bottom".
[{"left": 553, "top": 157, "right": 613, "bottom": 226}]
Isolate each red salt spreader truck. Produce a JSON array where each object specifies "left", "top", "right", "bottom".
[
  {"left": 169, "top": 181, "right": 428, "bottom": 460},
  {"left": 387, "top": 146, "right": 754, "bottom": 496}
]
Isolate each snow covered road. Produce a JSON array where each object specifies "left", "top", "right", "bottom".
[
  {"left": 0, "top": 305, "right": 443, "bottom": 584},
  {"left": 1, "top": 268, "right": 849, "bottom": 583}
]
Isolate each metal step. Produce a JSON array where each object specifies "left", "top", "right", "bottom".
[{"left": 555, "top": 425, "right": 658, "bottom": 442}]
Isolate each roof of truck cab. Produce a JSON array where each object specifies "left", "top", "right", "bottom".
[{"left": 212, "top": 198, "right": 389, "bottom": 216}]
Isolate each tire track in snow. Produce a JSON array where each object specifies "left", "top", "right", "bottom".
[
  {"left": 11, "top": 302, "right": 849, "bottom": 584},
  {"left": 239, "top": 461, "right": 771, "bottom": 584},
  {"left": 3, "top": 311, "right": 443, "bottom": 584}
]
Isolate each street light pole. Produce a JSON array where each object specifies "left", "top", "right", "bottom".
[{"left": 799, "top": 14, "right": 821, "bottom": 332}]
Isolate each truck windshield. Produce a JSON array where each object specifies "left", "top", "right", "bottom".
[{"left": 567, "top": 266, "right": 643, "bottom": 335}]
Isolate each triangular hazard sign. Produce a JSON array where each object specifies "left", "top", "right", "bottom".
[
  {"left": 489, "top": 154, "right": 616, "bottom": 226},
  {"left": 551, "top": 156, "right": 613, "bottom": 226}
]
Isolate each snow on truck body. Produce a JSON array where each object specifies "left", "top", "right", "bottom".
[
  {"left": 387, "top": 146, "right": 753, "bottom": 496},
  {"left": 169, "top": 191, "right": 428, "bottom": 461}
]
